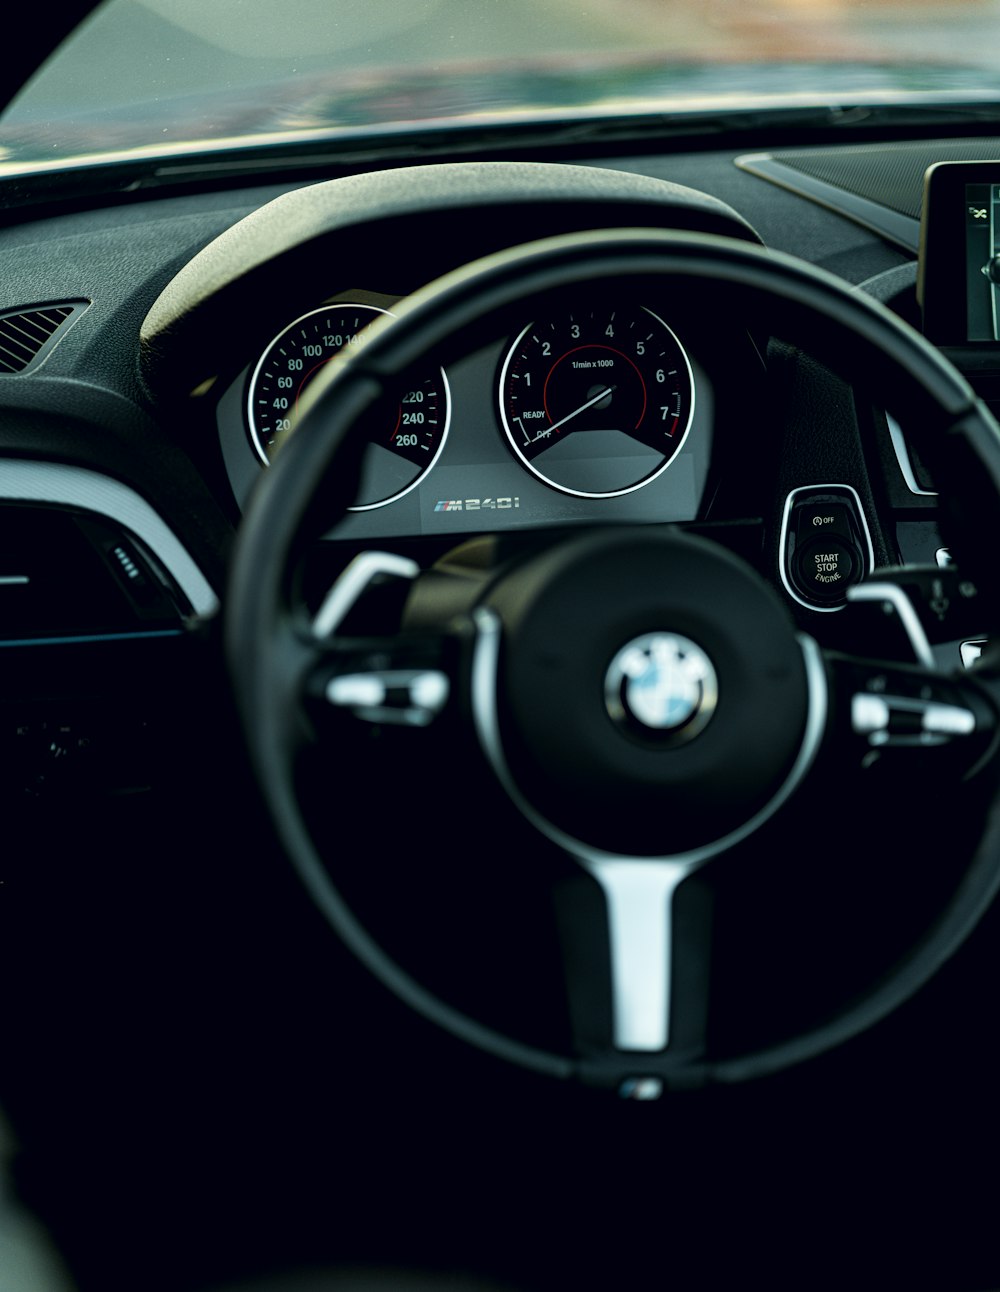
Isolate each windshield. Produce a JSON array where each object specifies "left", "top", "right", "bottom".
[{"left": 4, "top": 0, "right": 1000, "bottom": 170}]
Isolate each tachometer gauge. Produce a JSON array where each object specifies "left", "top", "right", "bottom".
[
  {"left": 247, "top": 303, "right": 450, "bottom": 510},
  {"left": 499, "top": 306, "right": 694, "bottom": 498}
]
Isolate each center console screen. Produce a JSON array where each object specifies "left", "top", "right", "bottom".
[{"left": 920, "top": 160, "right": 1000, "bottom": 344}]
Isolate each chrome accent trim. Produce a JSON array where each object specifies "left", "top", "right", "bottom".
[
  {"left": 470, "top": 608, "right": 828, "bottom": 1052},
  {"left": 0, "top": 460, "right": 217, "bottom": 616},
  {"left": 923, "top": 703, "right": 976, "bottom": 735},
  {"left": 0, "top": 575, "right": 29, "bottom": 585},
  {"left": 961, "top": 640, "right": 986, "bottom": 669},
  {"left": 326, "top": 668, "right": 449, "bottom": 727},
  {"left": 846, "top": 582, "right": 935, "bottom": 668},
  {"left": 586, "top": 859, "right": 688, "bottom": 1051},
  {"left": 313, "top": 550, "right": 419, "bottom": 638},
  {"left": 886, "top": 412, "right": 937, "bottom": 497},
  {"left": 618, "top": 1077, "right": 663, "bottom": 1101},
  {"left": 778, "top": 483, "right": 875, "bottom": 613},
  {"left": 852, "top": 691, "right": 976, "bottom": 744},
  {"left": 852, "top": 693, "right": 891, "bottom": 735}
]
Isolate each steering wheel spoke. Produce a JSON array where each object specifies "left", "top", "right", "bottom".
[
  {"left": 825, "top": 649, "right": 997, "bottom": 775},
  {"left": 586, "top": 859, "right": 687, "bottom": 1054},
  {"left": 844, "top": 563, "right": 986, "bottom": 666},
  {"left": 299, "top": 548, "right": 459, "bottom": 729},
  {"left": 551, "top": 858, "right": 715, "bottom": 1096},
  {"left": 313, "top": 640, "right": 452, "bottom": 728}
]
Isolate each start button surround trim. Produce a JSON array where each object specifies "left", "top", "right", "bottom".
[{"left": 779, "top": 482, "right": 875, "bottom": 613}]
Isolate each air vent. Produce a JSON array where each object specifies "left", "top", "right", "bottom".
[{"left": 0, "top": 301, "right": 88, "bottom": 374}]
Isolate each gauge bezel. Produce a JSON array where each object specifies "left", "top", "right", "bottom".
[
  {"left": 497, "top": 305, "right": 696, "bottom": 499},
  {"left": 246, "top": 302, "right": 451, "bottom": 511},
  {"left": 350, "top": 366, "right": 452, "bottom": 514}
]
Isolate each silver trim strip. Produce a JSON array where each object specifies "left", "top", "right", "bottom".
[
  {"left": 619, "top": 1077, "right": 663, "bottom": 1101},
  {"left": 313, "top": 550, "right": 419, "bottom": 638},
  {"left": 852, "top": 691, "right": 976, "bottom": 743},
  {"left": 470, "top": 608, "right": 828, "bottom": 1053},
  {"left": 326, "top": 668, "right": 449, "bottom": 726},
  {"left": 847, "top": 582, "right": 935, "bottom": 668},
  {"left": 961, "top": 640, "right": 986, "bottom": 669},
  {"left": 924, "top": 703, "right": 976, "bottom": 735},
  {"left": 852, "top": 693, "right": 891, "bottom": 735},
  {"left": 885, "top": 413, "right": 937, "bottom": 497},
  {"left": 586, "top": 859, "right": 688, "bottom": 1052},
  {"left": 0, "top": 460, "right": 218, "bottom": 616}
]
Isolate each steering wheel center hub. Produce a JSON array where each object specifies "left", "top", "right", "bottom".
[
  {"left": 480, "top": 527, "right": 811, "bottom": 857},
  {"left": 604, "top": 631, "right": 718, "bottom": 743}
]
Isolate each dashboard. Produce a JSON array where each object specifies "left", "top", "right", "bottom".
[{"left": 0, "top": 146, "right": 959, "bottom": 662}]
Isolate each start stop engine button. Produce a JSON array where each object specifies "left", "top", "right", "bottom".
[
  {"left": 780, "top": 485, "right": 873, "bottom": 611},
  {"left": 794, "top": 535, "right": 859, "bottom": 603}
]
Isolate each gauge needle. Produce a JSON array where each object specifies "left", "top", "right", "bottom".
[{"left": 543, "top": 384, "right": 617, "bottom": 436}]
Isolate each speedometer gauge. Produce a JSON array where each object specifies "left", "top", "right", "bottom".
[
  {"left": 247, "top": 303, "right": 450, "bottom": 511},
  {"left": 499, "top": 306, "right": 694, "bottom": 498}
]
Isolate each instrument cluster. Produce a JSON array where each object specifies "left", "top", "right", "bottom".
[{"left": 218, "top": 291, "right": 714, "bottom": 539}]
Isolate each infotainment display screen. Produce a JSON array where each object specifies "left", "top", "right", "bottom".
[{"left": 919, "top": 160, "right": 1000, "bottom": 344}]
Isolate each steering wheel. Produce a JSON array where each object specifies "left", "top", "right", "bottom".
[{"left": 226, "top": 229, "right": 1000, "bottom": 1095}]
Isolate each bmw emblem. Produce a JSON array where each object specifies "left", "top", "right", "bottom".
[{"left": 604, "top": 632, "right": 718, "bottom": 744}]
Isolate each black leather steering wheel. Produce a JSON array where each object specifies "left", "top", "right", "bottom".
[{"left": 226, "top": 228, "right": 1000, "bottom": 1094}]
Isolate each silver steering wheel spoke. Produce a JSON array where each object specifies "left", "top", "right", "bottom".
[
  {"left": 582, "top": 857, "right": 694, "bottom": 1053},
  {"left": 307, "top": 549, "right": 453, "bottom": 729}
]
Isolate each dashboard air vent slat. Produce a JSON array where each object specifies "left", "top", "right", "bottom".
[{"left": 0, "top": 301, "right": 87, "bottom": 374}]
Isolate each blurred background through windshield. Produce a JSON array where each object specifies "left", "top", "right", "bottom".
[{"left": 3, "top": 0, "right": 1000, "bottom": 166}]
